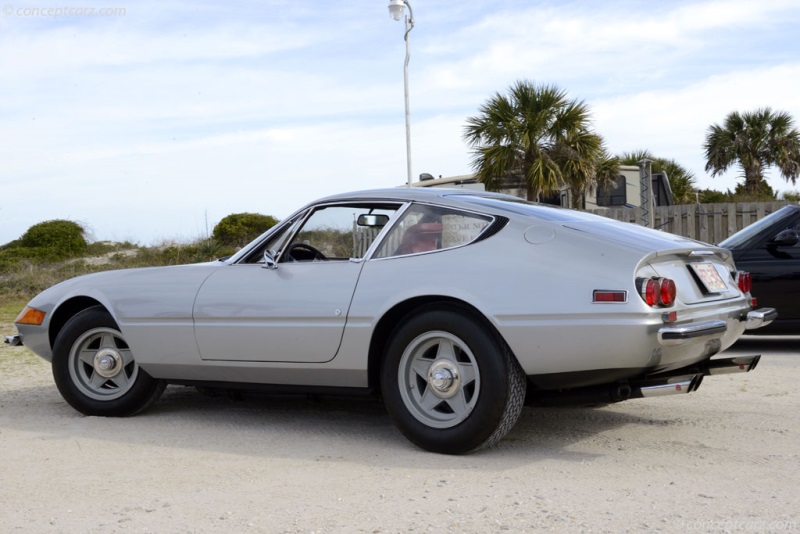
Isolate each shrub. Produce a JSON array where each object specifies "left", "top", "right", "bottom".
[
  {"left": 213, "top": 213, "right": 278, "bottom": 248},
  {"left": 17, "top": 220, "right": 88, "bottom": 261}
]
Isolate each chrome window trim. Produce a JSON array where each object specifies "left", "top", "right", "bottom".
[
  {"left": 236, "top": 200, "right": 406, "bottom": 265},
  {"left": 367, "top": 201, "right": 498, "bottom": 261}
]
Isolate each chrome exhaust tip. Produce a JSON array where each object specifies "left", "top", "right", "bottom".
[
  {"left": 631, "top": 374, "right": 703, "bottom": 398},
  {"left": 703, "top": 355, "right": 760, "bottom": 375}
]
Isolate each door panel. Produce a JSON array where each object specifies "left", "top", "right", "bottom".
[
  {"left": 739, "top": 215, "right": 800, "bottom": 321},
  {"left": 193, "top": 262, "right": 362, "bottom": 362}
]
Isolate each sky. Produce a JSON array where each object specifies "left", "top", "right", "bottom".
[{"left": 2, "top": 0, "right": 799, "bottom": 246}]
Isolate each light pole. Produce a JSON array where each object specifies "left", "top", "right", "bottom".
[{"left": 388, "top": 0, "right": 414, "bottom": 187}]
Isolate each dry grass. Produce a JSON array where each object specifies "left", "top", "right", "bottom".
[
  {"left": 0, "top": 240, "right": 232, "bottom": 303},
  {"left": 0, "top": 299, "right": 26, "bottom": 325},
  {"left": 0, "top": 240, "right": 232, "bottom": 368},
  {"left": 0, "top": 299, "right": 35, "bottom": 367}
]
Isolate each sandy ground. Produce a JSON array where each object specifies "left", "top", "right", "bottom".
[{"left": 1, "top": 336, "right": 799, "bottom": 533}]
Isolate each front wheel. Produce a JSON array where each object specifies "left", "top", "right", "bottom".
[
  {"left": 52, "top": 307, "right": 165, "bottom": 416},
  {"left": 381, "top": 307, "right": 526, "bottom": 454}
]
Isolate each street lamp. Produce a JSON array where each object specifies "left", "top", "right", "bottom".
[{"left": 388, "top": 0, "right": 414, "bottom": 187}]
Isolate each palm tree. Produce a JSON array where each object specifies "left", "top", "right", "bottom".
[
  {"left": 464, "top": 80, "right": 603, "bottom": 201},
  {"left": 704, "top": 108, "right": 800, "bottom": 194},
  {"left": 561, "top": 132, "right": 621, "bottom": 209},
  {"left": 619, "top": 150, "right": 697, "bottom": 204}
]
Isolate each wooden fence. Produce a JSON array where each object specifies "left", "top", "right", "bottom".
[{"left": 586, "top": 202, "right": 793, "bottom": 244}]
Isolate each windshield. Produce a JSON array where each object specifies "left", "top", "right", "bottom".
[{"left": 719, "top": 206, "right": 795, "bottom": 249}]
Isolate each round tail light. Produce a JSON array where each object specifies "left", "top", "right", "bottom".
[
  {"left": 659, "top": 278, "right": 676, "bottom": 307},
  {"left": 642, "top": 278, "right": 659, "bottom": 307},
  {"left": 637, "top": 277, "right": 677, "bottom": 308}
]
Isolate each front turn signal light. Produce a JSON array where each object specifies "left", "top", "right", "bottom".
[{"left": 15, "top": 306, "right": 46, "bottom": 325}]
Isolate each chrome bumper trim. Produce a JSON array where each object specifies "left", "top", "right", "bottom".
[
  {"left": 658, "top": 320, "right": 727, "bottom": 347},
  {"left": 745, "top": 308, "right": 777, "bottom": 330},
  {"left": 4, "top": 334, "right": 22, "bottom": 347}
]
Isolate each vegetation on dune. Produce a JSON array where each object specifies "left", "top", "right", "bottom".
[
  {"left": 1, "top": 220, "right": 88, "bottom": 266},
  {"left": 213, "top": 213, "right": 279, "bottom": 248},
  {"left": 0, "top": 242, "right": 224, "bottom": 302},
  {"left": 0, "top": 212, "right": 279, "bottom": 302}
]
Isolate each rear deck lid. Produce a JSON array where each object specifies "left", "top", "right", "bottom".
[{"left": 642, "top": 250, "right": 740, "bottom": 304}]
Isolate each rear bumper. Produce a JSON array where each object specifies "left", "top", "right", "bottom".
[
  {"left": 744, "top": 308, "right": 777, "bottom": 330},
  {"left": 658, "top": 320, "right": 727, "bottom": 346},
  {"left": 526, "top": 354, "right": 761, "bottom": 406},
  {"left": 657, "top": 307, "right": 777, "bottom": 347}
]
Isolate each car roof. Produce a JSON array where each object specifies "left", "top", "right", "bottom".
[
  {"left": 313, "top": 187, "right": 515, "bottom": 204},
  {"left": 306, "top": 187, "right": 614, "bottom": 224}
]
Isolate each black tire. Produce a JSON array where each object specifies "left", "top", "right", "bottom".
[
  {"left": 52, "top": 306, "right": 165, "bottom": 416},
  {"left": 381, "top": 306, "right": 526, "bottom": 454}
]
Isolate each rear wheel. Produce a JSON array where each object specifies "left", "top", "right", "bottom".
[
  {"left": 52, "top": 307, "right": 165, "bottom": 416},
  {"left": 381, "top": 307, "right": 526, "bottom": 454}
]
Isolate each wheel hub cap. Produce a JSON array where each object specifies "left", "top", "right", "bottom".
[
  {"left": 428, "top": 360, "right": 460, "bottom": 398},
  {"left": 94, "top": 349, "right": 122, "bottom": 378}
]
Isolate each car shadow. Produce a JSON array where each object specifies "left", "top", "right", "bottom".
[{"left": 1, "top": 381, "right": 682, "bottom": 467}]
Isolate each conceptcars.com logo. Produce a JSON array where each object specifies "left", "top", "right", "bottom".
[{"left": 3, "top": 5, "right": 127, "bottom": 17}]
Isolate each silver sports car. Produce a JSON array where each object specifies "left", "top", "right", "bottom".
[{"left": 5, "top": 188, "right": 776, "bottom": 454}]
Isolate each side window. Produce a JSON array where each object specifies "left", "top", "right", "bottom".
[
  {"left": 779, "top": 219, "right": 800, "bottom": 249},
  {"left": 244, "top": 214, "right": 304, "bottom": 264},
  {"left": 791, "top": 220, "right": 800, "bottom": 245},
  {"left": 374, "top": 204, "right": 492, "bottom": 259},
  {"left": 283, "top": 205, "right": 397, "bottom": 262},
  {"left": 265, "top": 215, "right": 304, "bottom": 258},
  {"left": 759, "top": 218, "right": 800, "bottom": 251},
  {"left": 596, "top": 175, "right": 626, "bottom": 207}
]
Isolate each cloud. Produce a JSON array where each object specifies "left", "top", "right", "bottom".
[
  {"left": 2, "top": 0, "right": 800, "bottom": 246},
  {"left": 594, "top": 62, "right": 800, "bottom": 191}
]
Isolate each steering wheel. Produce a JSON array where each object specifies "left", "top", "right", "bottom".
[{"left": 285, "top": 242, "right": 327, "bottom": 262}]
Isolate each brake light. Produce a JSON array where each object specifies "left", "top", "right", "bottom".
[
  {"left": 736, "top": 271, "right": 752, "bottom": 294},
  {"left": 643, "top": 279, "right": 659, "bottom": 306},
  {"left": 659, "top": 278, "right": 676, "bottom": 306},
  {"left": 637, "top": 277, "right": 677, "bottom": 308}
]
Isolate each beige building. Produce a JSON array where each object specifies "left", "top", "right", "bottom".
[{"left": 409, "top": 165, "right": 674, "bottom": 211}]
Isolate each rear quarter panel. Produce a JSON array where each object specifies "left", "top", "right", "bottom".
[
  {"left": 344, "top": 217, "right": 750, "bottom": 383},
  {"left": 344, "top": 219, "right": 657, "bottom": 376}
]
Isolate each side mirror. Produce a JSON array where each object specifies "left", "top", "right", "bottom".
[
  {"left": 357, "top": 214, "right": 390, "bottom": 227},
  {"left": 770, "top": 229, "right": 800, "bottom": 247},
  {"left": 262, "top": 249, "right": 277, "bottom": 270}
]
